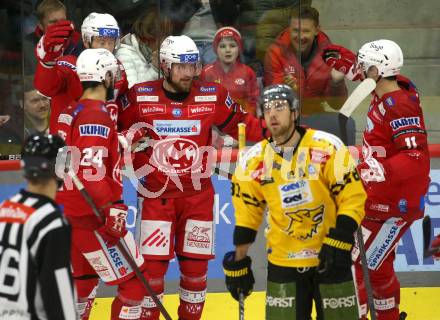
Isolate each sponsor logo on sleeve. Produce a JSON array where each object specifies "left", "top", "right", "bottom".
[
  {"left": 309, "top": 149, "right": 330, "bottom": 164},
  {"left": 137, "top": 95, "right": 159, "bottom": 102},
  {"left": 200, "top": 86, "right": 216, "bottom": 93},
  {"left": 139, "top": 104, "right": 166, "bottom": 116},
  {"left": 389, "top": 117, "right": 420, "bottom": 131},
  {"left": 137, "top": 86, "right": 155, "bottom": 93},
  {"left": 194, "top": 95, "right": 217, "bottom": 102},
  {"left": 366, "top": 116, "right": 374, "bottom": 132},
  {"left": 188, "top": 104, "right": 215, "bottom": 117},
  {"left": 378, "top": 102, "right": 386, "bottom": 115},
  {"left": 225, "top": 94, "right": 234, "bottom": 108},
  {"left": 234, "top": 78, "right": 245, "bottom": 85},
  {"left": 79, "top": 124, "right": 110, "bottom": 138},
  {"left": 385, "top": 96, "right": 395, "bottom": 107},
  {"left": 58, "top": 113, "right": 73, "bottom": 125},
  {"left": 153, "top": 120, "right": 201, "bottom": 136},
  {"left": 56, "top": 60, "right": 76, "bottom": 70}
]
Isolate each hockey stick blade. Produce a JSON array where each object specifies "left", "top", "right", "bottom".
[
  {"left": 340, "top": 78, "right": 376, "bottom": 118},
  {"left": 339, "top": 78, "right": 376, "bottom": 144},
  {"left": 422, "top": 216, "right": 440, "bottom": 258},
  {"left": 356, "top": 227, "right": 377, "bottom": 320},
  {"left": 423, "top": 216, "right": 432, "bottom": 259}
]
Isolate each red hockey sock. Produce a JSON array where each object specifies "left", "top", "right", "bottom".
[
  {"left": 140, "top": 260, "right": 168, "bottom": 320},
  {"left": 177, "top": 259, "right": 208, "bottom": 320},
  {"left": 111, "top": 296, "right": 142, "bottom": 320}
]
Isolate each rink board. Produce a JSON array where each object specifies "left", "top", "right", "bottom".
[
  {"left": 89, "top": 287, "right": 440, "bottom": 319},
  {"left": 2, "top": 171, "right": 440, "bottom": 276}
]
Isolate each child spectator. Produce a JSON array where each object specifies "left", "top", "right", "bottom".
[{"left": 200, "top": 27, "right": 259, "bottom": 115}]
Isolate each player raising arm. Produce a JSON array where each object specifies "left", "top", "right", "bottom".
[
  {"left": 323, "top": 40, "right": 430, "bottom": 320},
  {"left": 34, "top": 12, "right": 126, "bottom": 132}
]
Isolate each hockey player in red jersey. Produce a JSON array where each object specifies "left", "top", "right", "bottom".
[
  {"left": 34, "top": 12, "right": 127, "bottom": 133},
  {"left": 118, "top": 35, "right": 266, "bottom": 320},
  {"left": 323, "top": 40, "right": 430, "bottom": 320},
  {"left": 56, "top": 48, "right": 149, "bottom": 320}
]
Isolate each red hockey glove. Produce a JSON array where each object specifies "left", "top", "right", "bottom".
[
  {"left": 432, "top": 235, "right": 440, "bottom": 260},
  {"left": 114, "top": 62, "right": 128, "bottom": 97},
  {"left": 357, "top": 158, "right": 386, "bottom": 184},
  {"left": 36, "top": 20, "right": 74, "bottom": 65},
  {"left": 322, "top": 44, "right": 362, "bottom": 81},
  {"left": 97, "top": 203, "right": 128, "bottom": 247},
  {"left": 322, "top": 44, "right": 356, "bottom": 74},
  {"left": 117, "top": 127, "right": 147, "bottom": 151}
]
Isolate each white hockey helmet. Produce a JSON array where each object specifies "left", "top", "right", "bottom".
[
  {"left": 357, "top": 39, "right": 403, "bottom": 77},
  {"left": 81, "top": 12, "right": 120, "bottom": 48},
  {"left": 76, "top": 48, "right": 119, "bottom": 83},
  {"left": 160, "top": 35, "right": 200, "bottom": 71}
]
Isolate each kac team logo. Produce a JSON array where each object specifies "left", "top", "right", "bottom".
[{"left": 151, "top": 138, "right": 200, "bottom": 174}]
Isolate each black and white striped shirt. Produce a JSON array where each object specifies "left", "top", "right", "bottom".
[{"left": 0, "top": 189, "right": 76, "bottom": 319}]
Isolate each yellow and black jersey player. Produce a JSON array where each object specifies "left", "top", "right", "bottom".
[{"left": 222, "top": 84, "right": 366, "bottom": 320}]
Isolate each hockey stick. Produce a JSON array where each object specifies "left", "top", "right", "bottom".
[
  {"left": 238, "top": 292, "right": 245, "bottom": 320},
  {"left": 423, "top": 215, "right": 432, "bottom": 258},
  {"left": 422, "top": 215, "right": 440, "bottom": 258},
  {"left": 356, "top": 227, "right": 377, "bottom": 320},
  {"left": 67, "top": 170, "right": 173, "bottom": 320},
  {"left": 237, "top": 123, "right": 246, "bottom": 320},
  {"left": 339, "top": 78, "right": 376, "bottom": 145}
]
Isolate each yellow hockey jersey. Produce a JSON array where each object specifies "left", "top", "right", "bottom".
[{"left": 232, "top": 128, "right": 366, "bottom": 268}]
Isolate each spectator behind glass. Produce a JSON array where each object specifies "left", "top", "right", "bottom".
[
  {"left": 23, "top": 77, "right": 49, "bottom": 138},
  {"left": 200, "top": 27, "right": 259, "bottom": 115},
  {"left": 264, "top": 6, "right": 347, "bottom": 115},
  {"left": 181, "top": 0, "right": 219, "bottom": 65},
  {"left": 116, "top": 6, "right": 172, "bottom": 88},
  {"left": 23, "top": 0, "right": 81, "bottom": 76}
]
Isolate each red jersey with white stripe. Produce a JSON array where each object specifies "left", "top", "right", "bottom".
[
  {"left": 34, "top": 55, "right": 82, "bottom": 133},
  {"left": 34, "top": 55, "right": 128, "bottom": 134},
  {"left": 361, "top": 75, "right": 430, "bottom": 220},
  {"left": 55, "top": 99, "right": 122, "bottom": 217},
  {"left": 119, "top": 79, "right": 265, "bottom": 198}
]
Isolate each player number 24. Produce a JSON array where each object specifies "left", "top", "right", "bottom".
[{"left": 80, "top": 148, "right": 104, "bottom": 167}]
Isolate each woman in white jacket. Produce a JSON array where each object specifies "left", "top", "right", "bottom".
[{"left": 116, "top": 9, "right": 172, "bottom": 88}]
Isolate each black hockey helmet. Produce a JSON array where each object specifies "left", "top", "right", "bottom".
[
  {"left": 259, "top": 84, "right": 299, "bottom": 114},
  {"left": 22, "top": 133, "right": 65, "bottom": 181}
]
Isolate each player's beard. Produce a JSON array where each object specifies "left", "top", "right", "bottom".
[
  {"left": 168, "top": 77, "right": 192, "bottom": 93},
  {"left": 271, "top": 122, "right": 296, "bottom": 145}
]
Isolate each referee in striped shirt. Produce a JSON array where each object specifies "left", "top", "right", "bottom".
[{"left": 0, "top": 133, "right": 76, "bottom": 319}]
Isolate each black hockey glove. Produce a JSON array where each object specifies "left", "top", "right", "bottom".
[
  {"left": 223, "top": 251, "right": 255, "bottom": 301},
  {"left": 317, "top": 227, "right": 354, "bottom": 284}
]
